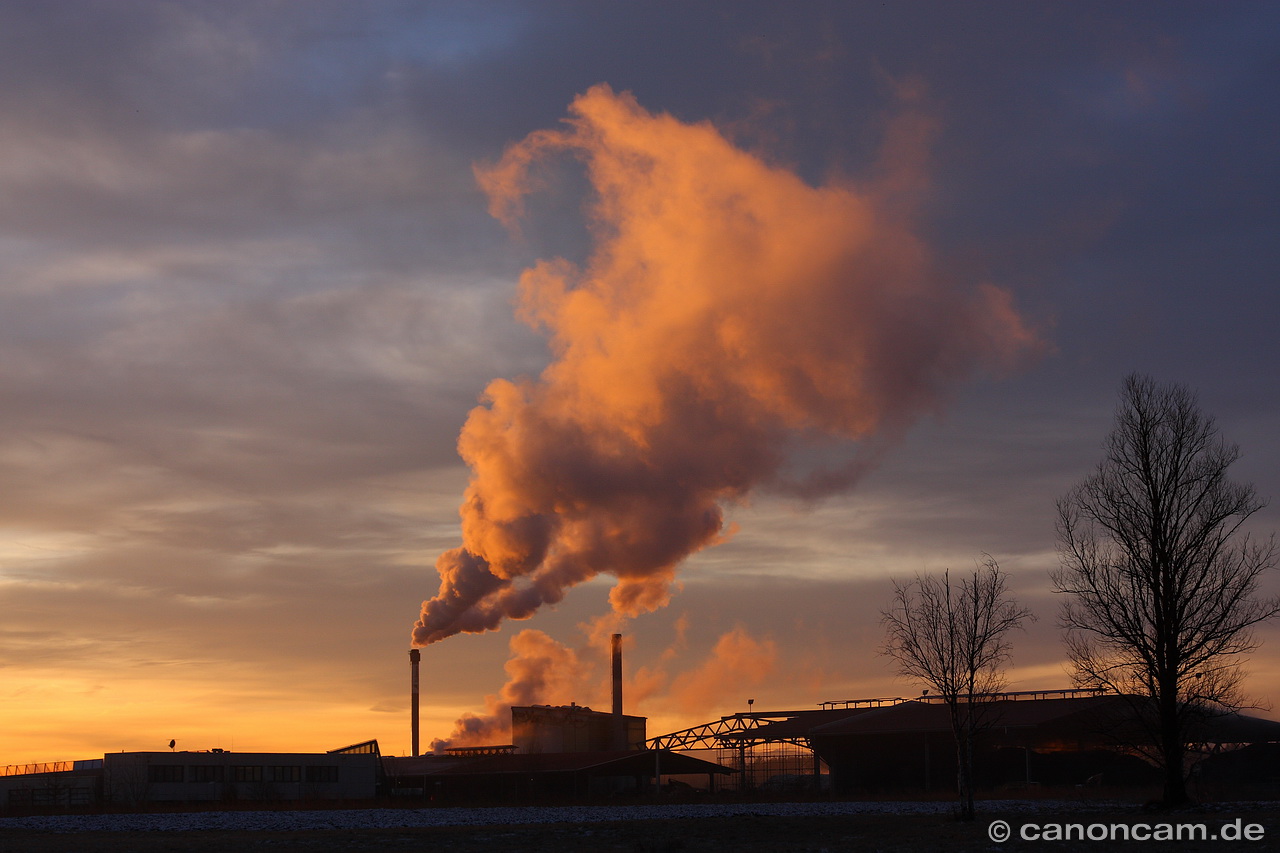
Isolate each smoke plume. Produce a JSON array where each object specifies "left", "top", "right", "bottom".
[
  {"left": 668, "top": 626, "right": 779, "bottom": 715},
  {"left": 428, "top": 629, "right": 582, "bottom": 752},
  {"left": 414, "top": 84, "right": 1039, "bottom": 645}
]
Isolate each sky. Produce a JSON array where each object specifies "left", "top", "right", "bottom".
[{"left": 2, "top": 1, "right": 1278, "bottom": 765}]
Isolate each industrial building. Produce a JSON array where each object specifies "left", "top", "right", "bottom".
[
  {"left": 513, "top": 703, "right": 647, "bottom": 754},
  {"left": 1, "top": 746, "right": 381, "bottom": 809},
  {"left": 385, "top": 634, "right": 733, "bottom": 801},
  {"left": 648, "top": 690, "right": 1280, "bottom": 795}
]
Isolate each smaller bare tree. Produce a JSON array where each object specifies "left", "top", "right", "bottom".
[{"left": 882, "top": 556, "right": 1032, "bottom": 821}]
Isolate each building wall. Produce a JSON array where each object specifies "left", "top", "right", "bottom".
[
  {"left": 103, "top": 751, "right": 379, "bottom": 803},
  {"left": 814, "top": 731, "right": 1161, "bottom": 794},
  {"left": 1, "top": 770, "right": 101, "bottom": 810},
  {"left": 511, "top": 706, "right": 647, "bottom": 754}
]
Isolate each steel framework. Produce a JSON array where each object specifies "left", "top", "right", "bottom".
[
  {"left": 646, "top": 711, "right": 828, "bottom": 791},
  {"left": 646, "top": 690, "right": 1110, "bottom": 791}
]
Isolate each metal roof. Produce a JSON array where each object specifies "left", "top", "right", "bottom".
[
  {"left": 720, "top": 708, "right": 876, "bottom": 742},
  {"left": 810, "top": 696, "right": 1280, "bottom": 743},
  {"left": 383, "top": 748, "right": 733, "bottom": 779}
]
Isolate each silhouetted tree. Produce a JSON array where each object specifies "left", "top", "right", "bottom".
[
  {"left": 882, "top": 556, "right": 1031, "bottom": 821},
  {"left": 1054, "top": 374, "right": 1278, "bottom": 807}
]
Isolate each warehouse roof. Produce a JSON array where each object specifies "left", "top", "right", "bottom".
[{"left": 383, "top": 748, "right": 732, "bottom": 779}]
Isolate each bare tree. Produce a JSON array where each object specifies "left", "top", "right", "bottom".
[
  {"left": 1053, "top": 374, "right": 1278, "bottom": 807},
  {"left": 882, "top": 556, "right": 1031, "bottom": 821}
]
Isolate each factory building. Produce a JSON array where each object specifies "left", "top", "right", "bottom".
[
  {"left": 381, "top": 701, "right": 724, "bottom": 801},
  {"left": 378, "top": 696, "right": 732, "bottom": 799},
  {"left": 0, "top": 760, "right": 103, "bottom": 810},
  {"left": 648, "top": 690, "right": 1280, "bottom": 795},
  {"left": 1, "top": 747, "right": 381, "bottom": 809},
  {"left": 381, "top": 633, "right": 733, "bottom": 800},
  {"left": 512, "top": 703, "right": 647, "bottom": 754},
  {"left": 808, "top": 692, "right": 1280, "bottom": 794}
]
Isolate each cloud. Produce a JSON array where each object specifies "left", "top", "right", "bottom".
[{"left": 414, "top": 84, "right": 1041, "bottom": 645}]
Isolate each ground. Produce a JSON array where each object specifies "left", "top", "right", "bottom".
[{"left": 4, "top": 806, "right": 1276, "bottom": 853}]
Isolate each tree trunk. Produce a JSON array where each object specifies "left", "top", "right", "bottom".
[
  {"left": 953, "top": 709, "right": 975, "bottom": 821},
  {"left": 954, "top": 735, "right": 969, "bottom": 820},
  {"left": 1162, "top": 748, "right": 1188, "bottom": 807},
  {"left": 1161, "top": 706, "right": 1189, "bottom": 807},
  {"left": 963, "top": 728, "right": 975, "bottom": 821},
  {"left": 1153, "top": 667, "right": 1191, "bottom": 807}
]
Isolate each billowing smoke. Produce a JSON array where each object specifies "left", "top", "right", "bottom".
[
  {"left": 428, "top": 629, "right": 582, "bottom": 752},
  {"left": 608, "top": 622, "right": 781, "bottom": 717},
  {"left": 432, "top": 621, "right": 779, "bottom": 749},
  {"left": 414, "top": 84, "right": 1039, "bottom": 646},
  {"left": 668, "top": 626, "right": 779, "bottom": 716}
]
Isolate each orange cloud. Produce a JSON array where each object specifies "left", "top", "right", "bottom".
[
  {"left": 668, "top": 626, "right": 779, "bottom": 716},
  {"left": 414, "top": 84, "right": 1041, "bottom": 645}
]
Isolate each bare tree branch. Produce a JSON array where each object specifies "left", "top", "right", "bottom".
[{"left": 881, "top": 555, "right": 1032, "bottom": 820}]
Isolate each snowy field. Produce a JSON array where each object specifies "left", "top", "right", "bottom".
[{"left": 1, "top": 799, "right": 1121, "bottom": 833}]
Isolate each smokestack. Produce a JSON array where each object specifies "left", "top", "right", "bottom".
[
  {"left": 611, "top": 633, "right": 624, "bottom": 749},
  {"left": 611, "top": 634, "right": 623, "bottom": 716},
  {"left": 409, "top": 648, "right": 421, "bottom": 757}
]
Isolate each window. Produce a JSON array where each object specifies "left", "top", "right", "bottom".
[
  {"left": 232, "top": 765, "right": 263, "bottom": 783},
  {"left": 148, "top": 764, "right": 184, "bottom": 783},
  {"left": 270, "top": 765, "right": 301, "bottom": 783},
  {"left": 189, "top": 765, "right": 225, "bottom": 783},
  {"left": 305, "top": 765, "right": 340, "bottom": 783}
]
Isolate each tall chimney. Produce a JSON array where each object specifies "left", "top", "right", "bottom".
[
  {"left": 611, "top": 633, "right": 624, "bottom": 749},
  {"left": 409, "top": 648, "right": 421, "bottom": 757},
  {"left": 611, "top": 633, "right": 623, "bottom": 716}
]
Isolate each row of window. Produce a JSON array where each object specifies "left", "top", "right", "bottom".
[
  {"left": 147, "top": 765, "right": 340, "bottom": 784},
  {"left": 7, "top": 786, "right": 96, "bottom": 806}
]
